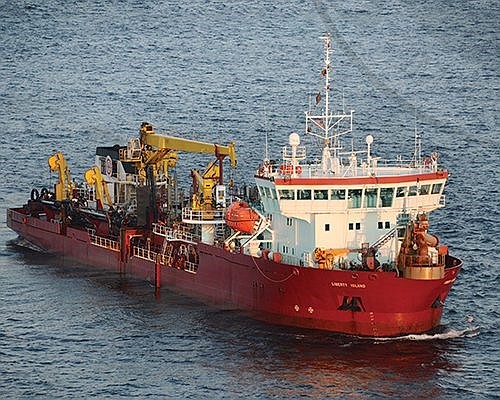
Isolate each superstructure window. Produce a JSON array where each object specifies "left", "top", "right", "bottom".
[
  {"left": 364, "top": 188, "right": 378, "bottom": 208},
  {"left": 419, "top": 184, "right": 430, "bottom": 195},
  {"left": 408, "top": 185, "right": 418, "bottom": 197},
  {"left": 297, "top": 189, "right": 311, "bottom": 200},
  {"left": 314, "top": 189, "right": 328, "bottom": 200},
  {"left": 380, "top": 188, "right": 394, "bottom": 207},
  {"left": 348, "top": 223, "right": 354, "bottom": 230},
  {"left": 278, "top": 189, "right": 295, "bottom": 200},
  {"left": 264, "top": 187, "right": 272, "bottom": 198},
  {"left": 325, "top": 224, "right": 330, "bottom": 231},
  {"left": 432, "top": 183, "right": 443, "bottom": 194},
  {"left": 348, "top": 189, "right": 362, "bottom": 208},
  {"left": 331, "top": 189, "right": 346, "bottom": 200},
  {"left": 396, "top": 187, "right": 406, "bottom": 198}
]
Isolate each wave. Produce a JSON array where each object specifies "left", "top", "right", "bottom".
[{"left": 373, "top": 325, "right": 480, "bottom": 342}]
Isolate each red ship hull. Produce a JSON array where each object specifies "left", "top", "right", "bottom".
[{"left": 7, "top": 207, "right": 461, "bottom": 337}]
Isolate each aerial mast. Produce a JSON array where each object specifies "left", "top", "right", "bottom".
[{"left": 321, "top": 33, "right": 332, "bottom": 149}]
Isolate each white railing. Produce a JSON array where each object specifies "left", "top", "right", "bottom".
[
  {"left": 182, "top": 208, "right": 226, "bottom": 223},
  {"left": 89, "top": 234, "right": 120, "bottom": 251},
  {"left": 152, "top": 223, "right": 200, "bottom": 243},
  {"left": 185, "top": 261, "right": 198, "bottom": 274},
  {"left": 133, "top": 246, "right": 158, "bottom": 262}
]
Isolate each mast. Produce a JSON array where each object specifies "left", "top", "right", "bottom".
[
  {"left": 322, "top": 33, "right": 332, "bottom": 148},
  {"left": 304, "top": 33, "right": 354, "bottom": 175}
]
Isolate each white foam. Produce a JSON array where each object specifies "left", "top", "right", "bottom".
[{"left": 373, "top": 325, "right": 480, "bottom": 342}]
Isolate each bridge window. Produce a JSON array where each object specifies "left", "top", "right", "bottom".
[
  {"left": 348, "top": 189, "right": 362, "bottom": 208},
  {"left": 297, "top": 189, "right": 311, "bottom": 200},
  {"left": 331, "top": 189, "right": 346, "bottom": 200},
  {"left": 278, "top": 189, "right": 295, "bottom": 200},
  {"left": 408, "top": 185, "right": 418, "bottom": 197},
  {"left": 380, "top": 188, "right": 394, "bottom": 207},
  {"left": 396, "top": 187, "right": 406, "bottom": 197},
  {"left": 314, "top": 189, "right": 328, "bottom": 200},
  {"left": 419, "top": 184, "right": 430, "bottom": 195},
  {"left": 432, "top": 183, "right": 443, "bottom": 194},
  {"left": 364, "top": 188, "right": 378, "bottom": 208},
  {"left": 265, "top": 187, "right": 272, "bottom": 198}
]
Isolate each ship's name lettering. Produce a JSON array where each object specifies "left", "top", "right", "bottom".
[{"left": 331, "top": 282, "right": 366, "bottom": 289}]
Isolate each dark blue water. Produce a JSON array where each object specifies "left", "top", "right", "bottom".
[{"left": 1, "top": 1, "right": 498, "bottom": 398}]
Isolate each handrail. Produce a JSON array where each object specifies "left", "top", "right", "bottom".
[
  {"left": 89, "top": 234, "right": 120, "bottom": 251},
  {"left": 133, "top": 246, "right": 157, "bottom": 262},
  {"left": 152, "top": 223, "right": 200, "bottom": 243},
  {"left": 182, "top": 208, "right": 226, "bottom": 222}
]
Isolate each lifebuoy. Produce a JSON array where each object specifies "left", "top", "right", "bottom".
[{"left": 295, "top": 165, "right": 302, "bottom": 174}]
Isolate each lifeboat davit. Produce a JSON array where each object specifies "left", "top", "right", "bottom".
[{"left": 225, "top": 201, "right": 260, "bottom": 234}]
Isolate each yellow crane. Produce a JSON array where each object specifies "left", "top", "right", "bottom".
[
  {"left": 121, "top": 122, "right": 237, "bottom": 202},
  {"left": 84, "top": 166, "right": 113, "bottom": 210},
  {"left": 48, "top": 151, "right": 75, "bottom": 201}
]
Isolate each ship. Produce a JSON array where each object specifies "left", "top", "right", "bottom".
[{"left": 7, "top": 34, "right": 462, "bottom": 337}]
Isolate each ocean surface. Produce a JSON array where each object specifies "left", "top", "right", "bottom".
[{"left": 1, "top": 0, "right": 498, "bottom": 398}]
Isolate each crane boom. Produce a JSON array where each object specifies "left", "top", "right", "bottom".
[
  {"left": 84, "top": 166, "right": 113, "bottom": 210},
  {"left": 140, "top": 124, "right": 237, "bottom": 169},
  {"left": 144, "top": 135, "right": 237, "bottom": 168},
  {"left": 48, "top": 151, "right": 75, "bottom": 201}
]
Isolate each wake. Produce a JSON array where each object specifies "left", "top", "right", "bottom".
[{"left": 374, "top": 325, "right": 480, "bottom": 342}]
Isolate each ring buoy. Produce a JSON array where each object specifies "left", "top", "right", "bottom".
[
  {"left": 295, "top": 165, "right": 302, "bottom": 174},
  {"left": 30, "top": 188, "right": 39, "bottom": 201}
]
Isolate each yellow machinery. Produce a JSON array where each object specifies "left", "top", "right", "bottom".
[
  {"left": 139, "top": 123, "right": 237, "bottom": 169},
  {"left": 191, "top": 161, "right": 221, "bottom": 210},
  {"left": 48, "top": 152, "right": 75, "bottom": 201},
  {"left": 120, "top": 123, "right": 237, "bottom": 210},
  {"left": 84, "top": 166, "right": 113, "bottom": 210}
]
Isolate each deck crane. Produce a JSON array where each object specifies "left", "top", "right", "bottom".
[
  {"left": 120, "top": 122, "right": 237, "bottom": 212},
  {"left": 84, "top": 166, "right": 113, "bottom": 210},
  {"left": 48, "top": 151, "right": 75, "bottom": 201}
]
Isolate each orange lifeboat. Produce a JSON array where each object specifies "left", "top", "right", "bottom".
[{"left": 225, "top": 201, "right": 260, "bottom": 234}]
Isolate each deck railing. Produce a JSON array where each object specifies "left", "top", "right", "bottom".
[
  {"left": 89, "top": 234, "right": 120, "bottom": 251},
  {"left": 152, "top": 223, "right": 200, "bottom": 243},
  {"left": 133, "top": 246, "right": 158, "bottom": 262}
]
